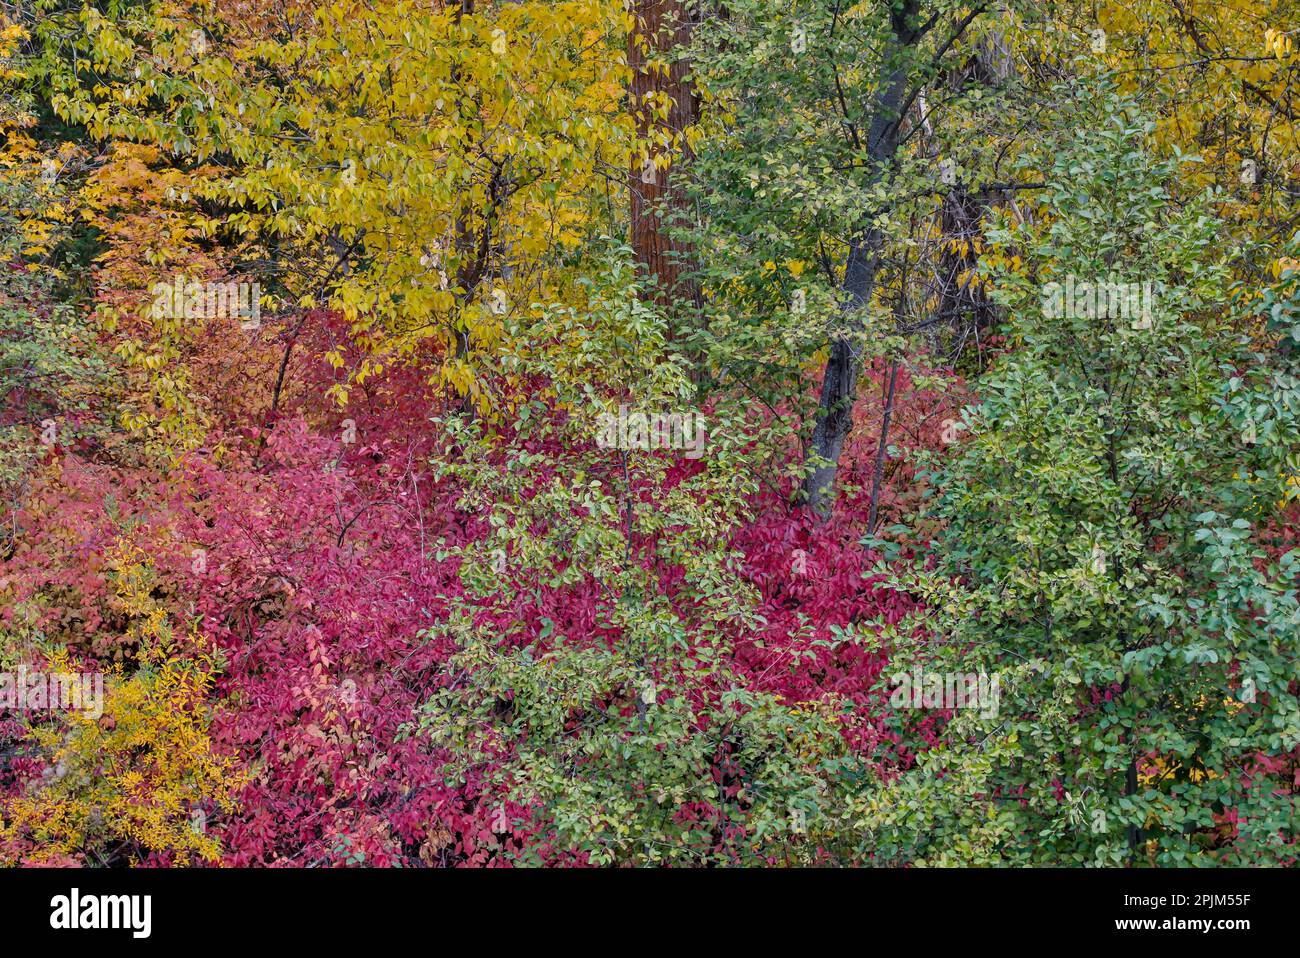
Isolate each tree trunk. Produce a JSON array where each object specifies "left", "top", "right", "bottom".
[
  {"left": 628, "top": 0, "right": 701, "bottom": 314},
  {"left": 803, "top": 0, "right": 920, "bottom": 519},
  {"left": 930, "top": 31, "right": 1013, "bottom": 363}
]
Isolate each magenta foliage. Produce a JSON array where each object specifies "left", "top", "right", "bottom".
[{"left": 1, "top": 321, "right": 963, "bottom": 865}]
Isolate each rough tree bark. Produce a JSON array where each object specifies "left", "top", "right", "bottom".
[{"left": 628, "top": 0, "right": 701, "bottom": 314}]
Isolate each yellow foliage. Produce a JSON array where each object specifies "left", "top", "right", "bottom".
[
  {"left": 44, "top": 1, "right": 638, "bottom": 410},
  {"left": 0, "top": 547, "right": 244, "bottom": 866},
  {"left": 0, "top": 654, "right": 244, "bottom": 866}
]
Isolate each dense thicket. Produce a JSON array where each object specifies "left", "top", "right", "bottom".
[{"left": 0, "top": 0, "right": 1297, "bottom": 866}]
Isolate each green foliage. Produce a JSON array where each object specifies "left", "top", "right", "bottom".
[
  {"left": 865, "top": 85, "right": 1300, "bottom": 866},
  {"left": 412, "top": 250, "right": 860, "bottom": 865},
  {"left": 0, "top": 262, "right": 115, "bottom": 514},
  {"left": 682, "top": 0, "right": 1030, "bottom": 389}
]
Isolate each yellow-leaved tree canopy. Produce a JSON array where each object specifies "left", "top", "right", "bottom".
[{"left": 32, "top": 0, "right": 637, "bottom": 412}]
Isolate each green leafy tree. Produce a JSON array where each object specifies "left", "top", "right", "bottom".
[
  {"left": 684, "top": 0, "right": 1032, "bottom": 517},
  {"left": 863, "top": 85, "right": 1300, "bottom": 866}
]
